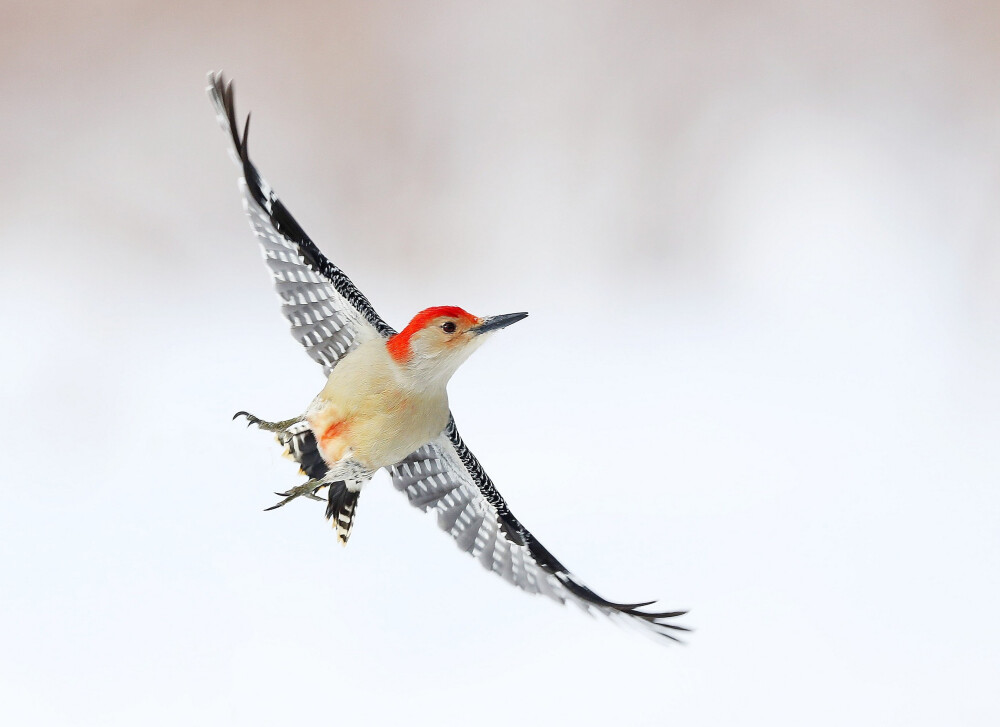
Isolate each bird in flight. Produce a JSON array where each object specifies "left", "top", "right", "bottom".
[{"left": 207, "top": 72, "right": 688, "bottom": 642}]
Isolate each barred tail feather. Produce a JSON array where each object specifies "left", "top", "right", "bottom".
[{"left": 325, "top": 482, "right": 360, "bottom": 545}]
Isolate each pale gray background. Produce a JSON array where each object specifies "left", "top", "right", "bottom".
[{"left": 2, "top": 1, "right": 998, "bottom": 725}]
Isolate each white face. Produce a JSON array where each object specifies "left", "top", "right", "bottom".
[{"left": 405, "top": 315, "right": 489, "bottom": 385}]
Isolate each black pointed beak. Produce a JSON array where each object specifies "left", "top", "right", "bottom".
[{"left": 473, "top": 311, "right": 528, "bottom": 335}]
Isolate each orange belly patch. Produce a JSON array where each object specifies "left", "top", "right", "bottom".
[
  {"left": 321, "top": 419, "right": 349, "bottom": 446},
  {"left": 318, "top": 419, "right": 351, "bottom": 462}
]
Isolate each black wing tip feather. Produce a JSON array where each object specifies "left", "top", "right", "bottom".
[
  {"left": 556, "top": 572, "right": 690, "bottom": 638},
  {"left": 442, "top": 417, "right": 691, "bottom": 644},
  {"left": 206, "top": 70, "right": 396, "bottom": 339},
  {"left": 206, "top": 72, "right": 268, "bottom": 212},
  {"left": 533, "top": 529, "right": 691, "bottom": 640},
  {"left": 207, "top": 71, "right": 242, "bottom": 158}
]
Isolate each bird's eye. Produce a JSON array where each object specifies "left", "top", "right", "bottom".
[{"left": 442, "top": 321, "right": 457, "bottom": 334}]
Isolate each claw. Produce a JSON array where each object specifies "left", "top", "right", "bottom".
[
  {"left": 271, "top": 488, "right": 323, "bottom": 501},
  {"left": 264, "top": 478, "right": 325, "bottom": 511},
  {"left": 234, "top": 410, "right": 260, "bottom": 428},
  {"left": 264, "top": 497, "right": 294, "bottom": 511},
  {"left": 235, "top": 412, "right": 304, "bottom": 433}
]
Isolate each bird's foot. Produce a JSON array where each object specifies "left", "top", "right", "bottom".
[
  {"left": 264, "top": 479, "right": 328, "bottom": 511},
  {"left": 234, "top": 410, "right": 303, "bottom": 433}
]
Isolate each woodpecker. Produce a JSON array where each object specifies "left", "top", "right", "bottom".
[{"left": 208, "top": 72, "right": 688, "bottom": 642}]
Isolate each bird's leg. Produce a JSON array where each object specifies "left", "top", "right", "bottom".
[
  {"left": 264, "top": 478, "right": 329, "bottom": 511},
  {"left": 234, "top": 410, "right": 303, "bottom": 433}
]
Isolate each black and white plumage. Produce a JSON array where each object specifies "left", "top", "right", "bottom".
[
  {"left": 210, "top": 75, "right": 393, "bottom": 377},
  {"left": 208, "top": 72, "right": 688, "bottom": 642},
  {"left": 392, "top": 419, "right": 688, "bottom": 639}
]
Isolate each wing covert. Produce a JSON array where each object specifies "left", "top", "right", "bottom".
[
  {"left": 207, "top": 72, "right": 396, "bottom": 375},
  {"left": 390, "top": 416, "right": 689, "bottom": 642}
]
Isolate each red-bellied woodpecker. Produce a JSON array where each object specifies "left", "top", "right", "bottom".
[{"left": 208, "top": 72, "right": 688, "bottom": 642}]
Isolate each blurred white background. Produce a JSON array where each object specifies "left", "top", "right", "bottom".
[{"left": 2, "top": 1, "right": 998, "bottom": 725}]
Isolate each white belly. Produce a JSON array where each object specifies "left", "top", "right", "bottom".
[{"left": 306, "top": 338, "right": 450, "bottom": 470}]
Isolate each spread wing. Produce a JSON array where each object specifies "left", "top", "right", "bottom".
[
  {"left": 207, "top": 72, "right": 396, "bottom": 376},
  {"left": 390, "top": 416, "right": 689, "bottom": 642}
]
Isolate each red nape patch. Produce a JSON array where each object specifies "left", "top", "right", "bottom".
[{"left": 387, "top": 306, "right": 478, "bottom": 362}]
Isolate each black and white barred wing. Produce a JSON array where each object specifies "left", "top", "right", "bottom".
[
  {"left": 390, "top": 417, "right": 689, "bottom": 642},
  {"left": 207, "top": 72, "right": 395, "bottom": 375}
]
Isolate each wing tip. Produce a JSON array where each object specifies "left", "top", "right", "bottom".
[
  {"left": 553, "top": 571, "right": 690, "bottom": 643},
  {"left": 206, "top": 70, "right": 252, "bottom": 168},
  {"left": 427, "top": 423, "right": 692, "bottom": 646}
]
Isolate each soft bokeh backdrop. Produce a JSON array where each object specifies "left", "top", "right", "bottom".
[{"left": 2, "top": 1, "right": 998, "bottom": 725}]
